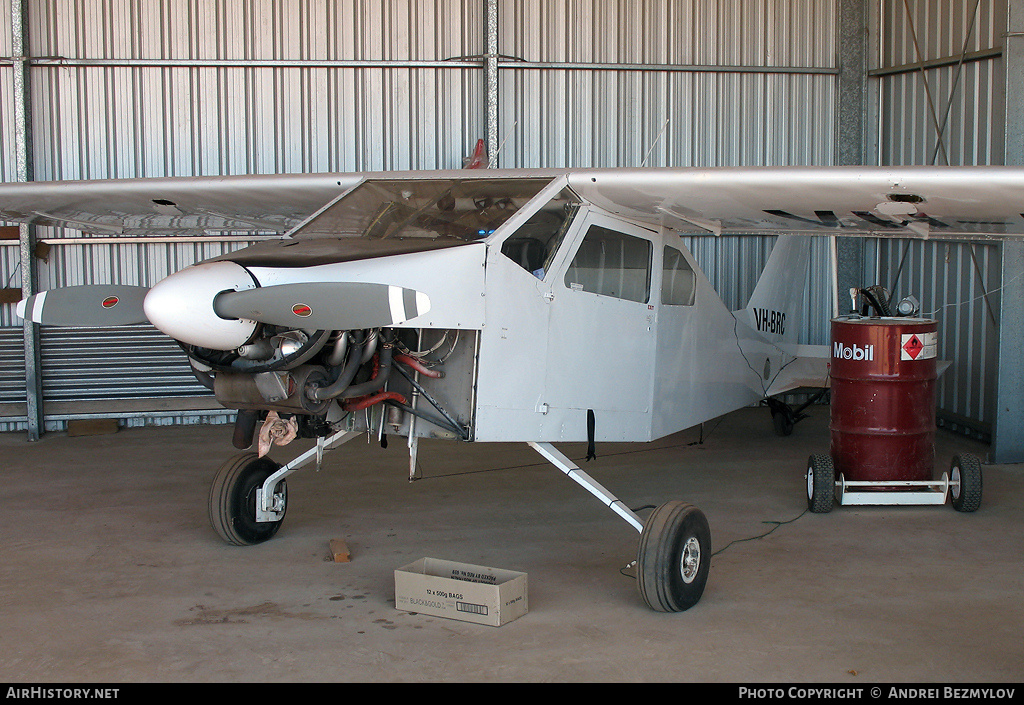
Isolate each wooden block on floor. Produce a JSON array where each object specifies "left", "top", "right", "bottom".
[
  {"left": 66, "top": 418, "right": 120, "bottom": 437},
  {"left": 329, "top": 539, "right": 351, "bottom": 563}
]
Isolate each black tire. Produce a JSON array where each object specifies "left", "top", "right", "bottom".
[
  {"left": 772, "top": 409, "right": 795, "bottom": 437},
  {"left": 209, "top": 453, "right": 287, "bottom": 545},
  {"left": 950, "top": 453, "right": 983, "bottom": 513},
  {"left": 636, "top": 501, "right": 712, "bottom": 612},
  {"left": 806, "top": 454, "right": 835, "bottom": 513}
]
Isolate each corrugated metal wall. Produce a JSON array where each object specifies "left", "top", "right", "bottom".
[
  {"left": 24, "top": 0, "right": 485, "bottom": 177},
  {"left": 2, "top": 0, "right": 841, "bottom": 432},
  {"left": 495, "top": 0, "right": 840, "bottom": 344},
  {"left": 875, "top": 0, "right": 1004, "bottom": 166},
  {"left": 866, "top": 238, "right": 1001, "bottom": 439},
  {"left": 0, "top": 5, "right": 12, "bottom": 183},
  {"left": 0, "top": 326, "right": 23, "bottom": 417},
  {"left": 869, "top": 0, "right": 1006, "bottom": 439},
  {"left": 0, "top": 3, "right": 21, "bottom": 425},
  {"left": 497, "top": 0, "right": 837, "bottom": 169}
]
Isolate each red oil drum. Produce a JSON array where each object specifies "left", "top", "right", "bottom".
[{"left": 829, "top": 316, "right": 938, "bottom": 482}]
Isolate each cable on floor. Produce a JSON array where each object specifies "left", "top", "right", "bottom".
[{"left": 710, "top": 508, "right": 808, "bottom": 557}]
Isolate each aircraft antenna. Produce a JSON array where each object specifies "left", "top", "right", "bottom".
[
  {"left": 487, "top": 120, "right": 518, "bottom": 169},
  {"left": 641, "top": 118, "right": 670, "bottom": 167}
]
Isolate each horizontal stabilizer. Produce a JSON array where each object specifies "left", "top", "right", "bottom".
[
  {"left": 16, "top": 285, "right": 151, "bottom": 326},
  {"left": 213, "top": 282, "right": 430, "bottom": 330}
]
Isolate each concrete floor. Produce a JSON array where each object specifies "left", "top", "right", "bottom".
[{"left": 1, "top": 405, "right": 1021, "bottom": 683}]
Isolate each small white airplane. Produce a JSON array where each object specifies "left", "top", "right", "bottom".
[{"left": 5, "top": 164, "right": 1023, "bottom": 612}]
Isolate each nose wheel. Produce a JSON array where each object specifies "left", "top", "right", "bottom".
[{"left": 209, "top": 453, "right": 287, "bottom": 546}]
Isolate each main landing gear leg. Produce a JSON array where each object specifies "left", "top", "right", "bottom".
[
  {"left": 528, "top": 442, "right": 711, "bottom": 612},
  {"left": 209, "top": 429, "right": 361, "bottom": 546}
]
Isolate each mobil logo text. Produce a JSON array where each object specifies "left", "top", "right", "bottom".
[{"left": 833, "top": 341, "right": 875, "bottom": 361}]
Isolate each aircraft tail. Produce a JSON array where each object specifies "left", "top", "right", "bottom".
[
  {"left": 734, "top": 235, "right": 830, "bottom": 397},
  {"left": 737, "top": 234, "right": 813, "bottom": 347}
]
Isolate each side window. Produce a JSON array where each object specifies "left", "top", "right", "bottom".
[
  {"left": 564, "top": 225, "right": 652, "bottom": 303},
  {"left": 500, "top": 187, "right": 580, "bottom": 279},
  {"left": 662, "top": 245, "right": 696, "bottom": 306}
]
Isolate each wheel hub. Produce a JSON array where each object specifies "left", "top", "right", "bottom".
[{"left": 679, "top": 536, "right": 701, "bottom": 584}]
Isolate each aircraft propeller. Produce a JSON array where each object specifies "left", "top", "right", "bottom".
[
  {"left": 16, "top": 277, "right": 430, "bottom": 350},
  {"left": 212, "top": 282, "right": 430, "bottom": 331},
  {"left": 16, "top": 285, "right": 151, "bottom": 327}
]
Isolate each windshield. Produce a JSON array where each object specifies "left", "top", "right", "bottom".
[{"left": 291, "top": 177, "right": 555, "bottom": 242}]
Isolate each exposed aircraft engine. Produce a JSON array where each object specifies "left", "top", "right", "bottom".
[{"left": 179, "top": 320, "right": 471, "bottom": 451}]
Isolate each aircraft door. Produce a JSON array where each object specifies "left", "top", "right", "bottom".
[{"left": 540, "top": 210, "right": 658, "bottom": 442}]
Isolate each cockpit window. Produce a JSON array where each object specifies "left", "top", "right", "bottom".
[
  {"left": 565, "top": 225, "right": 652, "bottom": 303},
  {"left": 290, "top": 177, "right": 553, "bottom": 242},
  {"left": 499, "top": 187, "right": 581, "bottom": 278},
  {"left": 662, "top": 245, "right": 696, "bottom": 306}
]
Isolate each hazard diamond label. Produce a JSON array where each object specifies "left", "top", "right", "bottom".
[
  {"left": 901, "top": 331, "right": 937, "bottom": 360},
  {"left": 903, "top": 335, "right": 924, "bottom": 359}
]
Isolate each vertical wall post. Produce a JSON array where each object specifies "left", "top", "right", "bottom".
[
  {"left": 12, "top": 0, "right": 42, "bottom": 441},
  {"left": 836, "top": 0, "right": 868, "bottom": 166},
  {"left": 484, "top": 0, "right": 499, "bottom": 167},
  {"left": 992, "top": 0, "right": 1024, "bottom": 462},
  {"left": 834, "top": 0, "right": 869, "bottom": 313}
]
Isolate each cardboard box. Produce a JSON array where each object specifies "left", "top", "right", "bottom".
[{"left": 395, "top": 557, "right": 528, "bottom": 627}]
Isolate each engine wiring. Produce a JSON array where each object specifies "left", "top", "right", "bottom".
[{"left": 393, "top": 328, "right": 460, "bottom": 364}]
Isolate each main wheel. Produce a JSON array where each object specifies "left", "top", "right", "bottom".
[
  {"left": 806, "top": 454, "right": 835, "bottom": 513},
  {"left": 950, "top": 453, "right": 983, "bottom": 513},
  {"left": 636, "top": 501, "right": 711, "bottom": 612},
  {"left": 772, "top": 408, "right": 795, "bottom": 437},
  {"left": 209, "top": 452, "right": 287, "bottom": 545}
]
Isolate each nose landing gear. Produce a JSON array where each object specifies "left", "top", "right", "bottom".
[{"left": 208, "top": 453, "right": 288, "bottom": 546}]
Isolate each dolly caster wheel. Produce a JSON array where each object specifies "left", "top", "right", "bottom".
[
  {"left": 806, "top": 454, "right": 835, "bottom": 513},
  {"left": 950, "top": 453, "right": 982, "bottom": 513}
]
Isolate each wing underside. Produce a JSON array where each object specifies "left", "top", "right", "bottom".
[
  {"left": 566, "top": 165, "right": 1024, "bottom": 240},
  {"left": 0, "top": 172, "right": 364, "bottom": 235},
  {"left": 1, "top": 166, "right": 1022, "bottom": 241}
]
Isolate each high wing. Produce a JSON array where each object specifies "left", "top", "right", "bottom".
[
  {"left": 564, "top": 165, "right": 1024, "bottom": 240},
  {"left": 0, "top": 171, "right": 365, "bottom": 235},
  {"left": 2, "top": 165, "right": 1024, "bottom": 239}
]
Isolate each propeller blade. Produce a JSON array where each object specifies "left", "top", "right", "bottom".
[
  {"left": 213, "top": 282, "right": 431, "bottom": 330},
  {"left": 17, "top": 285, "right": 151, "bottom": 326}
]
